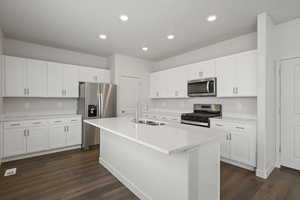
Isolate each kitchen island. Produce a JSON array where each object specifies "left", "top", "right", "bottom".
[{"left": 84, "top": 117, "right": 225, "bottom": 200}]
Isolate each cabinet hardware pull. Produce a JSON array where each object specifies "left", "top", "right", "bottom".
[
  {"left": 24, "top": 88, "right": 27, "bottom": 95},
  {"left": 216, "top": 124, "right": 223, "bottom": 127},
  {"left": 10, "top": 123, "right": 21, "bottom": 126},
  {"left": 235, "top": 126, "right": 245, "bottom": 130},
  {"left": 54, "top": 120, "right": 62, "bottom": 123},
  {"left": 24, "top": 129, "right": 26, "bottom": 136},
  {"left": 229, "top": 133, "right": 232, "bottom": 140},
  {"left": 27, "top": 129, "right": 30, "bottom": 136},
  {"left": 32, "top": 122, "right": 41, "bottom": 124}
]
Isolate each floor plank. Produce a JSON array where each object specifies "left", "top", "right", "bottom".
[{"left": 1, "top": 149, "right": 300, "bottom": 200}]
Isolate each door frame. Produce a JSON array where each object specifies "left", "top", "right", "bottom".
[{"left": 277, "top": 56, "right": 300, "bottom": 168}]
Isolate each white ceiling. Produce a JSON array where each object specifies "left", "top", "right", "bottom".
[{"left": 0, "top": 0, "right": 300, "bottom": 61}]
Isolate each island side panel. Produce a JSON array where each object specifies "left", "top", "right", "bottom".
[
  {"left": 188, "top": 142, "right": 220, "bottom": 200},
  {"left": 99, "top": 129, "right": 190, "bottom": 200}
]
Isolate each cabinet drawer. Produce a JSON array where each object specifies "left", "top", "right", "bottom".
[
  {"left": 4, "top": 121, "right": 27, "bottom": 129},
  {"left": 48, "top": 119, "right": 66, "bottom": 125},
  {"left": 26, "top": 120, "right": 48, "bottom": 127},
  {"left": 66, "top": 118, "right": 81, "bottom": 124}
]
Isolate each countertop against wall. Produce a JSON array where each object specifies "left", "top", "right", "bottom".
[{"left": 0, "top": 114, "right": 81, "bottom": 122}]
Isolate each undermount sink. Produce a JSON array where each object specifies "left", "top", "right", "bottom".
[{"left": 133, "top": 119, "right": 166, "bottom": 126}]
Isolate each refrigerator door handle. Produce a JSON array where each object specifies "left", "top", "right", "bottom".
[{"left": 100, "top": 92, "right": 104, "bottom": 118}]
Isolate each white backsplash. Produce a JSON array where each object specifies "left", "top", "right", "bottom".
[
  {"left": 149, "top": 97, "right": 257, "bottom": 119},
  {"left": 2, "top": 98, "right": 77, "bottom": 116}
]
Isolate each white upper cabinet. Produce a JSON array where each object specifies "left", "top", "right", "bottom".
[
  {"left": 63, "top": 65, "right": 79, "bottom": 97},
  {"left": 4, "top": 56, "right": 47, "bottom": 97},
  {"left": 47, "top": 62, "right": 64, "bottom": 97},
  {"left": 216, "top": 50, "right": 257, "bottom": 97},
  {"left": 78, "top": 67, "right": 110, "bottom": 83},
  {"left": 186, "top": 60, "right": 216, "bottom": 80},
  {"left": 236, "top": 51, "right": 257, "bottom": 96},
  {"left": 4, "top": 56, "right": 27, "bottom": 97},
  {"left": 215, "top": 55, "right": 236, "bottom": 97},
  {"left": 47, "top": 62, "right": 79, "bottom": 97},
  {"left": 27, "top": 59, "right": 48, "bottom": 97}
]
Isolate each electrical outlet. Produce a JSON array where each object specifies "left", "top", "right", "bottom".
[{"left": 4, "top": 168, "right": 17, "bottom": 176}]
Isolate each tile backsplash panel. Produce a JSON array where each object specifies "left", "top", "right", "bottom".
[
  {"left": 3, "top": 98, "right": 77, "bottom": 116},
  {"left": 149, "top": 97, "right": 257, "bottom": 119}
]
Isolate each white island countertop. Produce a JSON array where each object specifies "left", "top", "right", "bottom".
[{"left": 84, "top": 117, "right": 225, "bottom": 155}]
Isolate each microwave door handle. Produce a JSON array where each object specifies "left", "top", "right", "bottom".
[{"left": 206, "top": 81, "right": 210, "bottom": 92}]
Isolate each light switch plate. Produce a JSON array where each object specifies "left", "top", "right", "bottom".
[{"left": 4, "top": 168, "right": 17, "bottom": 176}]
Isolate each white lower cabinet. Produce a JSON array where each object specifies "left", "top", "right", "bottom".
[
  {"left": 3, "top": 116, "right": 82, "bottom": 159},
  {"left": 3, "top": 128, "right": 27, "bottom": 157},
  {"left": 210, "top": 119, "right": 256, "bottom": 169},
  {"left": 27, "top": 126, "right": 49, "bottom": 153}
]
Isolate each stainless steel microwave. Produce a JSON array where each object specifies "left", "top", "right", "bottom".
[{"left": 187, "top": 78, "right": 217, "bottom": 97}]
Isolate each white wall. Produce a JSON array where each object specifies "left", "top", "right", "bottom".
[
  {"left": 275, "top": 18, "right": 300, "bottom": 59},
  {"left": 110, "top": 54, "right": 152, "bottom": 116},
  {"left": 3, "top": 38, "right": 107, "bottom": 69},
  {"left": 256, "top": 13, "right": 277, "bottom": 179},
  {"left": 153, "top": 33, "right": 257, "bottom": 72},
  {"left": 150, "top": 33, "right": 258, "bottom": 118},
  {"left": 2, "top": 98, "right": 77, "bottom": 116},
  {"left": 0, "top": 28, "right": 3, "bottom": 115}
]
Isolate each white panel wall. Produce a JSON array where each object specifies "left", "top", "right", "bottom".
[
  {"left": 275, "top": 17, "right": 300, "bottom": 59},
  {"left": 3, "top": 38, "right": 107, "bottom": 69},
  {"left": 0, "top": 27, "right": 3, "bottom": 115},
  {"left": 256, "top": 13, "right": 277, "bottom": 179},
  {"left": 109, "top": 54, "right": 152, "bottom": 116},
  {"left": 150, "top": 33, "right": 258, "bottom": 118},
  {"left": 153, "top": 33, "right": 257, "bottom": 72},
  {"left": 2, "top": 98, "right": 77, "bottom": 116}
]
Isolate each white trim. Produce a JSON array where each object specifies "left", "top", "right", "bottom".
[
  {"left": 99, "top": 157, "right": 152, "bottom": 200},
  {"left": 256, "top": 163, "right": 276, "bottom": 179},
  {"left": 2, "top": 145, "right": 81, "bottom": 162},
  {"left": 221, "top": 157, "right": 255, "bottom": 171}
]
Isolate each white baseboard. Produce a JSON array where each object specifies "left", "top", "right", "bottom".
[
  {"left": 2, "top": 145, "right": 81, "bottom": 162},
  {"left": 221, "top": 157, "right": 255, "bottom": 171},
  {"left": 256, "top": 163, "right": 276, "bottom": 179},
  {"left": 99, "top": 157, "right": 151, "bottom": 200}
]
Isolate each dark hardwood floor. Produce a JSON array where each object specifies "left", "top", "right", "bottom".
[{"left": 1, "top": 149, "right": 300, "bottom": 200}]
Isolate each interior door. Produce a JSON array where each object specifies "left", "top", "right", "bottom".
[
  {"left": 118, "top": 76, "right": 141, "bottom": 116},
  {"left": 27, "top": 127, "right": 49, "bottom": 153},
  {"left": 281, "top": 58, "right": 300, "bottom": 170},
  {"left": 27, "top": 59, "right": 48, "bottom": 97},
  {"left": 47, "top": 62, "right": 64, "bottom": 97},
  {"left": 4, "top": 56, "right": 26, "bottom": 97}
]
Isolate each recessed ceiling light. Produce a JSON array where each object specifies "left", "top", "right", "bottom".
[
  {"left": 120, "top": 15, "right": 129, "bottom": 21},
  {"left": 167, "top": 35, "right": 175, "bottom": 40},
  {"left": 142, "top": 47, "right": 148, "bottom": 52},
  {"left": 207, "top": 15, "right": 217, "bottom": 22},
  {"left": 99, "top": 34, "right": 107, "bottom": 40}
]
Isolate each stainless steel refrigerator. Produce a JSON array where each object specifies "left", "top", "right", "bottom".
[{"left": 78, "top": 82, "right": 117, "bottom": 149}]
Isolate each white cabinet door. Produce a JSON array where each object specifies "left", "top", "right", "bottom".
[
  {"left": 236, "top": 51, "right": 257, "bottom": 96},
  {"left": 216, "top": 55, "right": 236, "bottom": 97},
  {"left": 27, "top": 127, "right": 49, "bottom": 153},
  {"left": 230, "top": 131, "right": 252, "bottom": 165},
  {"left": 4, "top": 56, "right": 26, "bottom": 97},
  {"left": 49, "top": 126, "right": 67, "bottom": 148},
  {"left": 27, "top": 59, "right": 48, "bottom": 97},
  {"left": 67, "top": 124, "right": 82, "bottom": 146},
  {"left": 150, "top": 73, "right": 159, "bottom": 98},
  {"left": 3, "top": 128, "right": 27, "bottom": 157},
  {"left": 170, "top": 67, "right": 188, "bottom": 98},
  {"left": 47, "top": 62, "right": 64, "bottom": 97},
  {"left": 187, "top": 60, "right": 216, "bottom": 80},
  {"left": 211, "top": 123, "right": 230, "bottom": 159},
  {"left": 63, "top": 65, "right": 79, "bottom": 97},
  {"left": 78, "top": 67, "right": 99, "bottom": 82}
]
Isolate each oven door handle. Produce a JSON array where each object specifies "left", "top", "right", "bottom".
[{"left": 206, "top": 81, "right": 210, "bottom": 93}]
